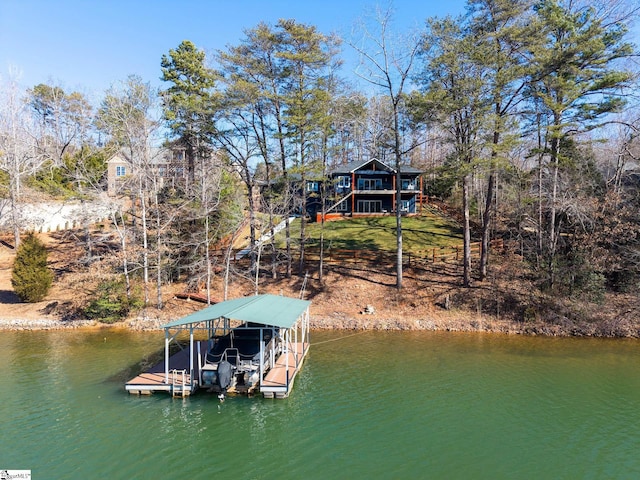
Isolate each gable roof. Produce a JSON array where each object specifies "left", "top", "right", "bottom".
[
  {"left": 106, "top": 148, "right": 173, "bottom": 166},
  {"left": 162, "top": 294, "right": 311, "bottom": 330},
  {"left": 331, "top": 158, "right": 422, "bottom": 175}
]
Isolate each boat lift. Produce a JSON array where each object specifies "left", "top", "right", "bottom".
[{"left": 125, "top": 294, "right": 311, "bottom": 398}]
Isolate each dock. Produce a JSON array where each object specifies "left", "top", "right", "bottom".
[
  {"left": 125, "top": 294, "right": 311, "bottom": 399},
  {"left": 125, "top": 341, "right": 208, "bottom": 396}
]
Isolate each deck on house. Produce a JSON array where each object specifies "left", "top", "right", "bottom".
[
  {"left": 261, "top": 343, "right": 309, "bottom": 399},
  {"left": 125, "top": 341, "right": 207, "bottom": 396}
]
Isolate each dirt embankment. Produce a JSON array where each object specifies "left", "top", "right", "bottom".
[{"left": 1, "top": 231, "right": 639, "bottom": 337}]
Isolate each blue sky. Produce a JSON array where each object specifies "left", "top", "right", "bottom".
[{"left": 0, "top": 0, "right": 468, "bottom": 101}]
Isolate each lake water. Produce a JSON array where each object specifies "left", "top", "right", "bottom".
[{"left": 1, "top": 329, "right": 639, "bottom": 479}]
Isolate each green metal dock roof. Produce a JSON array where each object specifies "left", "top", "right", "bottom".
[{"left": 162, "top": 294, "right": 311, "bottom": 330}]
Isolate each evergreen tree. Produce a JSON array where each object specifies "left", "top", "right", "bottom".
[
  {"left": 160, "top": 40, "right": 217, "bottom": 190},
  {"left": 414, "top": 15, "right": 490, "bottom": 287},
  {"left": 277, "top": 19, "right": 341, "bottom": 274},
  {"left": 528, "top": 0, "right": 634, "bottom": 288},
  {"left": 467, "top": 0, "right": 536, "bottom": 281},
  {"left": 11, "top": 232, "right": 53, "bottom": 303}
]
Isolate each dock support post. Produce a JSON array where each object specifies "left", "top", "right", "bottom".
[
  {"left": 259, "top": 328, "right": 264, "bottom": 388},
  {"left": 164, "top": 330, "right": 170, "bottom": 384},
  {"left": 189, "top": 326, "right": 194, "bottom": 391}
]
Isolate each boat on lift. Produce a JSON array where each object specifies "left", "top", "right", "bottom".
[
  {"left": 200, "top": 323, "right": 277, "bottom": 397},
  {"left": 125, "top": 294, "right": 311, "bottom": 399}
]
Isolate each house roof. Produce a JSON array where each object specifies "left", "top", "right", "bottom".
[
  {"left": 162, "top": 294, "right": 311, "bottom": 330},
  {"left": 106, "top": 148, "right": 173, "bottom": 166},
  {"left": 331, "top": 158, "right": 422, "bottom": 175}
]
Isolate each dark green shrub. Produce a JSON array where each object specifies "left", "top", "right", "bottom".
[
  {"left": 84, "top": 278, "right": 143, "bottom": 324},
  {"left": 11, "top": 233, "right": 54, "bottom": 302}
]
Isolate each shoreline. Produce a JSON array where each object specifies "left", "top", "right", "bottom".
[{"left": 1, "top": 313, "right": 638, "bottom": 338}]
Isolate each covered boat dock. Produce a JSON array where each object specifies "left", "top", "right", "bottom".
[{"left": 125, "top": 294, "right": 311, "bottom": 399}]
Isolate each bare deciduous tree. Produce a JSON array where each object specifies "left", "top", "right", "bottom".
[{"left": 350, "top": 5, "right": 422, "bottom": 289}]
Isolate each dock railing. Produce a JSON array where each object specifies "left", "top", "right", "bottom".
[{"left": 263, "top": 338, "right": 276, "bottom": 369}]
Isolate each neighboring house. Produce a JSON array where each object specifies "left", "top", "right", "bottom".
[
  {"left": 106, "top": 152, "right": 131, "bottom": 196},
  {"left": 313, "top": 158, "right": 423, "bottom": 221},
  {"left": 106, "top": 147, "right": 187, "bottom": 197}
]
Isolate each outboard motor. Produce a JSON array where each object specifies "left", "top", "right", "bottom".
[{"left": 217, "top": 360, "right": 234, "bottom": 390}]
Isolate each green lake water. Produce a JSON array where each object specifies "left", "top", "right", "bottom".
[{"left": 0, "top": 329, "right": 639, "bottom": 479}]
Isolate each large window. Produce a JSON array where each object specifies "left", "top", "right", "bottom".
[
  {"left": 357, "top": 200, "right": 382, "bottom": 213},
  {"left": 306, "top": 181, "right": 319, "bottom": 192},
  {"left": 116, "top": 165, "right": 126, "bottom": 177},
  {"left": 357, "top": 178, "right": 382, "bottom": 190}
]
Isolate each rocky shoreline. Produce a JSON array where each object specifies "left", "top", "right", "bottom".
[{"left": 1, "top": 312, "right": 639, "bottom": 338}]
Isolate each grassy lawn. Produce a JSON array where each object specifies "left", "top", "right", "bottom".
[{"left": 281, "top": 211, "right": 463, "bottom": 254}]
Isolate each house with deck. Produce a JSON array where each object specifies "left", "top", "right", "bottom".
[
  {"left": 309, "top": 158, "right": 423, "bottom": 221},
  {"left": 106, "top": 145, "right": 196, "bottom": 197}
]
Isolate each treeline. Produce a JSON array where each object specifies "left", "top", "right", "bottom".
[{"left": 0, "top": 0, "right": 639, "bottom": 315}]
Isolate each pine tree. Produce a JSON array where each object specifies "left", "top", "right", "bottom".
[
  {"left": 415, "top": 15, "right": 490, "bottom": 287},
  {"left": 160, "top": 40, "right": 217, "bottom": 190},
  {"left": 528, "top": 0, "right": 633, "bottom": 288},
  {"left": 11, "top": 233, "right": 53, "bottom": 303}
]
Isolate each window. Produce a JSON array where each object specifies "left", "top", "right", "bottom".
[
  {"left": 401, "top": 200, "right": 411, "bottom": 212},
  {"left": 337, "top": 176, "right": 351, "bottom": 188},
  {"left": 116, "top": 165, "right": 126, "bottom": 177},
  {"left": 337, "top": 199, "right": 349, "bottom": 212},
  {"left": 401, "top": 179, "right": 415, "bottom": 190},
  {"left": 306, "top": 181, "right": 319, "bottom": 192},
  {"left": 357, "top": 178, "right": 382, "bottom": 190},
  {"left": 357, "top": 200, "right": 382, "bottom": 213}
]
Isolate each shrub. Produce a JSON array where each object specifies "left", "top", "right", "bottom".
[
  {"left": 84, "top": 278, "right": 143, "bottom": 324},
  {"left": 11, "top": 233, "right": 54, "bottom": 302}
]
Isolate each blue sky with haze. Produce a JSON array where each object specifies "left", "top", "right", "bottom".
[{"left": 0, "top": 0, "right": 468, "bottom": 100}]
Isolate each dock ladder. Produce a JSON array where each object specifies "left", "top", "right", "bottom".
[{"left": 171, "top": 369, "right": 188, "bottom": 397}]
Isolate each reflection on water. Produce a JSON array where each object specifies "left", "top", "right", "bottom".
[{"left": 0, "top": 330, "right": 639, "bottom": 478}]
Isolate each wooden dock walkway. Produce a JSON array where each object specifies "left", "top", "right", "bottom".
[
  {"left": 261, "top": 343, "right": 308, "bottom": 399},
  {"left": 125, "top": 341, "right": 208, "bottom": 396}
]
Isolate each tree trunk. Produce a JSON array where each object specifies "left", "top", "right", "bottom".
[
  {"left": 155, "top": 191, "right": 163, "bottom": 310},
  {"left": 112, "top": 209, "right": 131, "bottom": 300},
  {"left": 462, "top": 173, "right": 472, "bottom": 287},
  {"left": 80, "top": 198, "right": 93, "bottom": 261},
  {"left": 138, "top": 177, "right": 150, "bottom": 306},
  {"left": 298, "top": 171, "right": 307, "bottom": 276},
  {"left": 394, "top": 109, "right": 403, "bottom": 290},
  {"left": 205, "top": 214, "right": 213, "bottom": 305},
  {"left": 548, "top": 118, "right": 561, "bottom": 289},
  {"left": 246, "top": 182, "right": 257, "bottom": 273},
  {"left": 479, "top": 172, "right": 495, "bottom": 281},
  {"left": 395, "top": 168, "right": 403, "bottom": 290}
]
